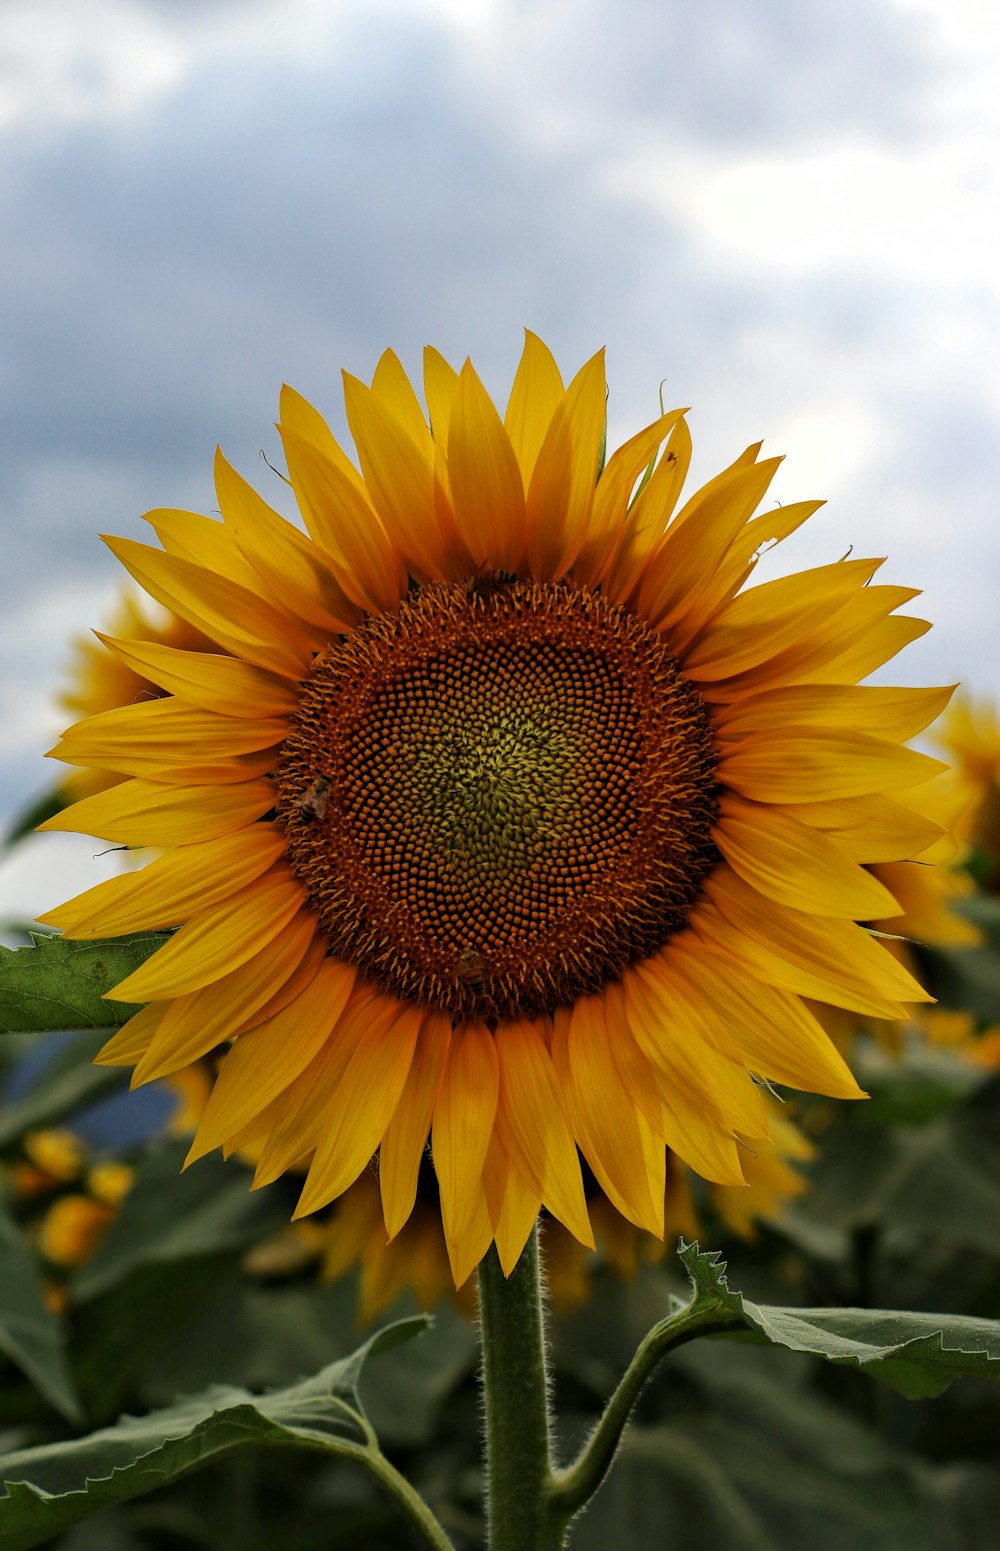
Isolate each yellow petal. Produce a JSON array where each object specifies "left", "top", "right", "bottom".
[
  {"left": 713, "top": 796, "right": 899, "bottom": 918},
  {"left": 38, "top": 825, "right": 287, "bottom": 938},
  {"left": 718, "top": 728, "right": 946, "bottom": 804},
  {"left": 701, "top": 585, "right": 925, "bottom": 698},
  {"left": 432, "top": 1021, "right": 499, "bottom": 1247},
  {"left": 665, "top": 934, "right": 863, "bottom": 1099},
  {"left": 143, "top": 509, "right": 261, "bottom": 589},
  {"left": 423, "top": 346, "right": 460, "bottom": 445},
  {"left": 214, "top": 449, "right": 360, "bottom": 632},
  {"left": 525, "top": 349, "right": 606, "bottom": 579},
  {"left": 273, "top": 425, "right": 406, "bottom": 613},
  {"left": 700, "top": 872, "right": 932, "bottom": 1016},
  {"left": 343, "top": 373, "right": 462, "bottom": 580},
  {"left": 576, "top": 408, "right": 687, "bottom": 589},
  {"left": 131, "top": 910, "right": 316, "bottom": 1084},
  {"left": 482, "top": 1130, "right": 542, "bottom": 1276},
  {"left": 667, "top": 499, "right": 827, "bottom": 656},
  {"left": 96, "top": 634, "right": 299, "bottom": 719},
  {"left": 503, "top": 330, "right": 564, "bottom": 489},
  {"left": 370, "top": 349, "right": 435, "bottom": 454},
  {"left": 495, "top": 1021, "right": 594, "bottom": 1248},
  {"left": 792, "top": 793, "right": 944, "bottom": 862},
  {"left": 96, "top": 1002, "right": 167, "bottom": 1066},
  {"left": 52, "top": 699, "right": 286, "bottom": 780},
  {"left": 38, "top": 777, "right": 275, "bottom": 846},
  {"left": 447, "top": 360, "right": 527, "bottom": 571},
  {"left": 618, "top": 970, "right": 747, "bottom": 1185},
  {"left": 444, "top": 1190, "right": 495, "bottom": 1288},
  {"left": 277, "top": 383, "right": 369, "bottom": 498},
  {"left": 713, "top": 683, "right": 956, "bottom": 742},
  {"left": 626, "top": 958, "right": 769, "bottom": 1138},
  {"left": 380, "top": 1013, "right": 452, "bottom": 1239},
  {"left": 295, "top": 1002, "right": 421, "bottom": 1217},
  {"left": 550, "top": 995, "right": 663, "bottom": 1234},
  {"left": 637, "top": 458, "right": 783, "bottom": 633},
  {"left": 604, "top": 416, "right": 693, "bottom": 604},
  {"left": 106, "top": 868, "right": 306, "bottom": 1002},
  {"left": 103, "top": 536, "right": 311, "bottom": 678},
  {"left": 253, "top": 986, "right": 389, "bottom": 1186},
  {"left": 684, "top": 557, "right": 883, "bottom": 680},
  {"left": 185, "top": 956, "right": 352, "bottom": 1162}
]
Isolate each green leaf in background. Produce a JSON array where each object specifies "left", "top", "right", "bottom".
[
  {"left": 680, "top": 1242, "right": 1000, "bottom": 1398},
  {"left": 0, "top": 1032, "right": 127, "bottom": 1150},
  {"left": 0, "top": 1201, "right": 81, "bottom": 1425},
  {"left": 0, "top": 933, "right": 167, "bottom": 1035},
  {"left": 570, "top": 1342, "right": 937, "bottom": 1551},
  {"left": 0, "top": 1316, "right": 431, "bottom": 1551},
  {"left": 1, "top": 790, "right": 65, "bottom": 855},
  {"left": 74, "top": 1140, "right": 292, "bottom": 1302}
]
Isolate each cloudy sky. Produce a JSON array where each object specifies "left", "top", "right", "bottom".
[{"left": 1, "top": 0, "right": 997, "bottom": 921}]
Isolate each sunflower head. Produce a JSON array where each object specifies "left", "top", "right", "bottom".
[{"left": 40, "top": 334, "right": 949, "bottom": 1281}]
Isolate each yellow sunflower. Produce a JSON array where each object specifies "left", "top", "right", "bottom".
[{"left": 39, "top": 335, "right": 948, "bottom": 1283}]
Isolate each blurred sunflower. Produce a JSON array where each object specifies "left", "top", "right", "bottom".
[
  {"left": 936, "top": 695, "right": 1000, "bottom": 885},
  {"left": 58, "top": 590, "right": 216, "bottom": 802},
  {"left": 3, "top": 1128, "right": 133, "bottom": 1315},
  {"left": 40, "top": 334, "right": 948, "bottom": 1282}
]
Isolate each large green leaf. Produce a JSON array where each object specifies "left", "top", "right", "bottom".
[
  {"left": 0, "top": 934, "right": 167, "bottom": 1035},
  {"left": 680, "top": 1242, "right": 1000, "bottom": 1398},
  {"left": 0, "top": 1316, "right": 430, "bottom": 1551},
  {"left": 0, "top": 1201, "right": 82, "bottom": 1426}
]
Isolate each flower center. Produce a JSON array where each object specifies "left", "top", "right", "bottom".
[{"left": 276, "top": 578, "right": 718, "bottom": 1020}]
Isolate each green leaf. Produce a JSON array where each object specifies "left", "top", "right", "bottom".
[
  {"left": 0, "top": 1200, "right": 82, "bottom": 1425},
  {"left": 0, "top": 933, "right": 167, "bottom": 1035},
  {"left": 0, "top": 1316, "right": 430, "bottom": 1551},
  {"left": 0, "top": 1032, "right": 127, "bottom": 1149},
  {"left": 679, "top": 1242, "right": 1000, "bottom": 1397}
]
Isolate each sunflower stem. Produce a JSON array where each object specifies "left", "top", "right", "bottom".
[
  {"left": 548, "top": 1299, "right": 741, "bottom": 1522},
  {"left": 477, "top": 1226, "right": 564, "bottom": 1550}
]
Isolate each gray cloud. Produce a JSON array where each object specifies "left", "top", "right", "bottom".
[{"left": 0, "top": 0, "right": 994, "bottom": 839}]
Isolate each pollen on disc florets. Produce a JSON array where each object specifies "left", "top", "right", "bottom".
[{"left": 275, "top": 577, "right": 719, "bottom": 1021}]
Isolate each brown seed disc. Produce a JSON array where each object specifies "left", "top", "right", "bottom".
[{"left": 276, "top": 578, "right": 719, "bottom": 1021}]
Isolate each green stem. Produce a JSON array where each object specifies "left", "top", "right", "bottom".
[
  {"left": 477, "top": 1227, "right": 563, "bottom": 1551},
  {"left": 549, "top": 1302, "right": 741, "bottom": 1522},
  {"left": 344, "top": 1441, "right": 456, "bottom": 1551}
]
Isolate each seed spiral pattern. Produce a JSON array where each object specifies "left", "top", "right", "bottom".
[{"left": 276, "top": 578, "right": 719, "bottom": 1020}]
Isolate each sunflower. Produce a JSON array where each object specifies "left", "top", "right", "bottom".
[
  {"left": 39, "top": 335, "right": 948, "bottom": 1283},
  {"left": 58, "top": 590, "right": 217, "bottom": 802}
]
